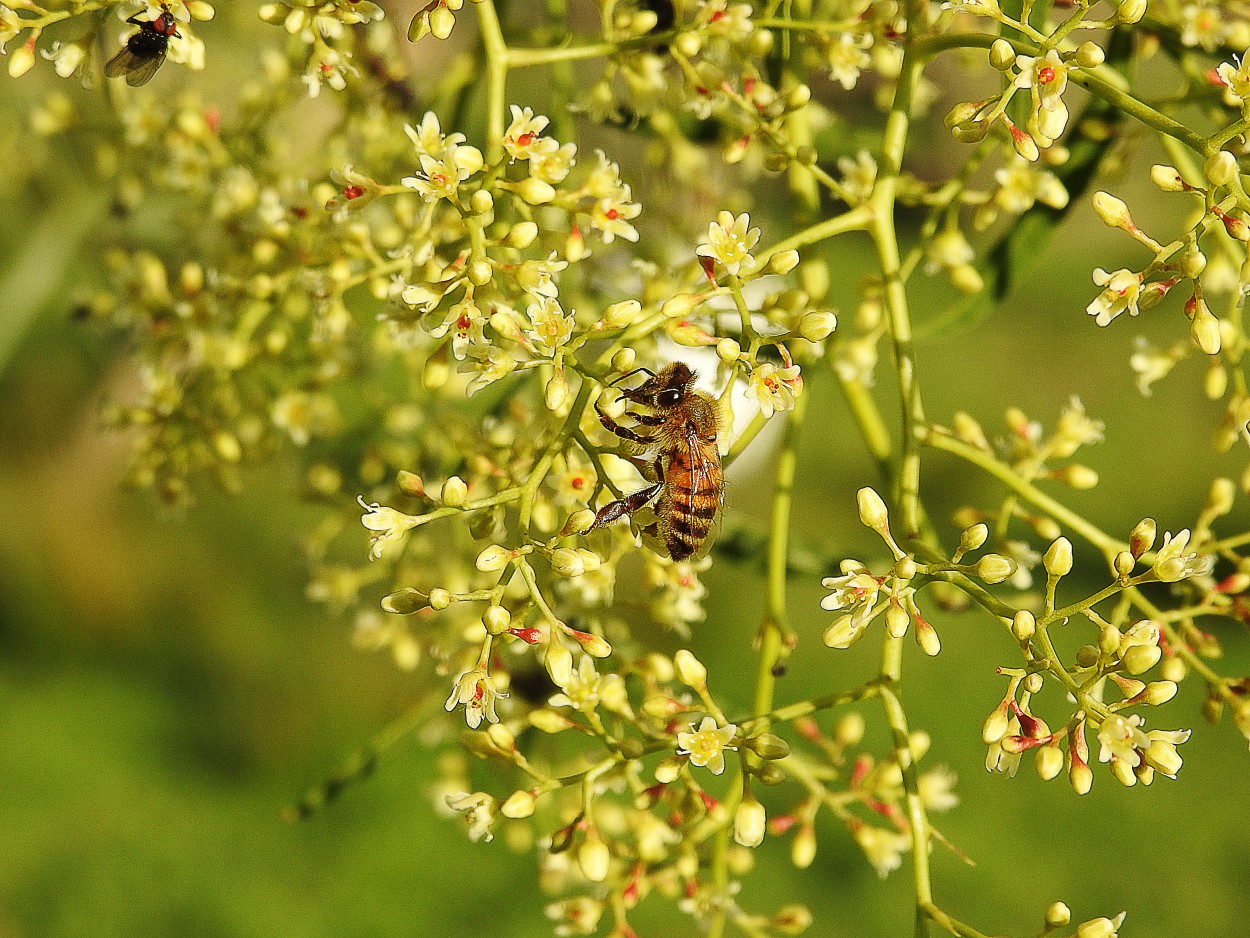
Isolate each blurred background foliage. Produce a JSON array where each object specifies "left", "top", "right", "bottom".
[{"left": 1, "top": 3, "right": 1248, "bottom": 938}]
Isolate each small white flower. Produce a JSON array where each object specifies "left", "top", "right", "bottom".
[{"left": 696, "top": 211, "right": 761, "bottom": 276}]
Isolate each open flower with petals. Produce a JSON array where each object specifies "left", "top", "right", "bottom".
[
  {"left": 502, "top": 105, "right": 559, "bottom": 162},
  {"left": 445, "top": 791, "right": 498, "bottom": 843},
  {"left": 746, "top": 360, "right": 802, "bottom": 418},
  {"left": 1086, "top": 268, "right": 1144, "bottom": 326},
  {"left": 358, "top": 496, "right": 420, "bottom": 560},
  {"left": 677, "top": 717, "right": 738, "bottom": 775},
  {"left": 1151, "top": 529, "right": 1212, "bottom": 582},
  {"left": 526, "top": 296, "right": 576, "bottom": 353},
  {"left": 853, "top": 823, "right": 911, "bottom": 878},
  {"left": 404, "top": 112, "right": 466, "bottom": 160},
  {"left": 445, "top": 667, "right": 505, "bottom": 728},
  {"left": 1014, "top": 49, "right": 1069, "bottom": 145},
  {"left": 548, "top": 655, "right": 602, "bottom": 712},
  {"left": 1097, "top": 713, "right": 1150, "bottom": 765},
  {"left": 402, "top": 144, "right": 485, "bottom": 203},
  {"left": 696, "top": 211, "right": 761, "bottom": 276}
]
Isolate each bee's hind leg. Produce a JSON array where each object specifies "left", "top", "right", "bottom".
[{"left": 587, "top": 482, "right": 662, "bottom": 531}]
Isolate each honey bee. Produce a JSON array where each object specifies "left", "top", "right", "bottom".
[{"left": 588, "top": 362, "right": 724, "bottom": 561}]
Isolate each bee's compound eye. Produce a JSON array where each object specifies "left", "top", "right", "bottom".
[{"left": 658, "top": 388, "right": 682, "bottom": 407}]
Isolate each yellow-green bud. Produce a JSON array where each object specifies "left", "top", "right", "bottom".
[
  {"left": 1075, "top": 644, "right": 1101, "bottom": 668},
  {"left": 716, "top": 337, "right": 742, "bottom": 363},
  {"left": 505, "top": 221, "right": 539, "bottom": 249},
  {"left": 545, "top": 369, "right": 570, "bottom": 412},
  {"left": 1143, "top": 680, "right": 1178, "bottom": 705},
  {"left": 1191, "top": 301, "right": 1222, "bottom": 355},
  {"left": 1149, "top": 164, "right": 1186, "bottom": 192},
  {"left": 1045, "top": 901, "right": 1072, "bottom": 928},
  {"left": 1074, "top": 41, "right": 1104, "bottom": 68},
  {"left": 974, "top": 554, "right": 1016, "bottom": 584},
  {"left": 1075, "top": 916, "right": 1122, "bottom": 938},
  {"left": 381, "top": 587, "right": 428, "bottom": 614},
  {"left": 602, "top": 299, "right": 642, "bottom": 329},
  {"left": 611, "top": 347, "right": 637, "bottom": 373},
  {"left": 674, "top": 649, "right": 708, "bottom": 689},
  {"left": 745, "top": 732, "right": 790, "bottom": 760},
  {"left": 469, "top": 188, "right": 494, "bottom": 215},
  {"left": 441, "top": 475, "right": 469, "bottom": 506},
  {"left": 766, "top": 250, "right": 800, "bottom": 275},
  {"left": 1113, "top": 550, "right": 1136, "bottom": 579},
  {"left": 1043, "top": 537, "right": 1073, "bottom": 577},
  {"left": 1012, "top": 610, "right": 1036, "bottom": 641},
  {"left": 1116, "top": 0, "right": 1147, "bottom": 22},
  {"left": 1100, "top": 624, "right": 1122, "bottom": 655},
  {"left": 989, "top": 38, "right": 1015, "bottom": 70},
  {"left": 1092, "top": 190, "right": 1132, "bottom": 230},
  {"left": 1036, "top": 744, "right": 1064, "bottom": 780},
  {"left": 483, "top": 605, "right": 511, "bottom": 633},
  {"left": 501, "top": 790, "right": 536, "bottom": 818},
  {"left": 915, "top": 618, "right": 941, "bottom": 656},
  {"left": 476, "top": 544, "right": 513, "bottom": 572},
  {"left": 1122, "top": 643, "right": 1161, "bottom": 675},
  {"left": 884, "top": 603, "right": 909, "bottom": 638},
  {"left": 428, "top": 588, "right": 453, "bottom": 610},
  {"left": 1205, "top": 150, "right": 1239, "bottom": 188},
  {"left": 578, "top": 830, "right": 611, "bottom": 882},
  {"left": 673, "top": 31, "right": 701, "bottom": 57},
  {"left": 513, "top": 176, "right": 556, "bottom": 205},
  {"left": 791, "top": 824, "right": 817, "bottom": 869},
  {"left": 429, "top": 5, "right": 456, "bottom": 39},
  {"left": 545, "top": 640, "right": 573, "bottom": 687},
  {"left": 654, "top": 756, "right": 683, "bottom": 784},
  {"left": 856, "top": 486, "right": 889, "bottom": 531},
  {"left": 798, "top": 311, "right": 837, "bottom": 342},
  {"left": 733, "top": 796, "right": 766, "bottom": 848},
  {"left": 959, "top": 522, "right": 989, "bottom": 554},
  {"left": 1069, "top": 758, "right": 1093, "bottom": 795},
  {"left": 530, "top": 708, "right": 575, "bottom": 733}
]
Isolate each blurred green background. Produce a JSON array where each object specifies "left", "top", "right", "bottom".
[{"left": 2, "top": 6, "right": 1250, "bottom": 938}]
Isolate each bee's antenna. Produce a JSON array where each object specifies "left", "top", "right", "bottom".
[{"left": 607, "top": 367, "right": 655, "bottom": 388}]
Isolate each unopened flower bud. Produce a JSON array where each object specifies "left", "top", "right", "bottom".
[
  {"left": 766, "top": 250, "right": 800, "bottom": 275},
  {"left": 1075, "top": 916, "right": 1121, "bottom": 938},
  {"left": 1122, "top": 643, "right": 1161, "bottom": 674},
  {"left": 654, "top": 756, "right": 682, "bottom": 783},
  {"left": 791, "top": 823, "right": 817, "bottom": 869},
  {"left": 530, "top": 708, "right": 575, "bottom": 733},
  {"left": 602, "top": 299, "right": 642, "bottom": 329},
  {"left": 745, "top": 732, "right": 791, "bottom": 760},
  {"left": 1112, "top": 551, "right": 1135, "bottom": 580},
  {"left": 483, "top": 605, "right": 511, "bottom": 633},
  {"left": 428, "top": 587, "right": 453, "bottom": 610},
  {"left": 476, "top": 545, "right": 513, "bottom": 572},
  {"left": 1036, "top": 744, "right": 1064, "bottom": 780},
  {"left": 1045, "top": 901, "right": 1072, "bottom": 928},
  {"left": 1093, "top": 190, "right": 1133, "bottom": 230},
  {"left": 989, "top": 38, "right": 1015, "bottom": 70},
  {"left": 546, "top": 369, "right": 570, "bottom": 411},
  {"left": 974, "top": 554, "right": 1016, "bottom": 584},
  {"left": 578, "top": 830, "right": 611, "bottom": 882},
  {"left": 8, "top": 39, "right": 35, "bottom": 79},
  {"left": 1043, "top": 537, "right": 1073, "bottom": 577},
  {"left": 798, "top": 311, "right": 837, "bottom": 342},
  {"left": 1116, "top": 0, "right": 1147, "bottom": 22},
  {"left": 1069, "top": 757, "right": 1093, "bottom": 795},
  {"left": 550, "top": 547, "right": 586, "bottom": 578},
  {"left": 885, "top": 603, "right": 909, "bottom": 638},
  {"left": 982, "top": 700, "right": 1011, "bottom": 744},
  {"left": 1012, "top": 609, "right": 1036, "bottom": 641},
  {"left": 441, "top": 475, "right": 468, "bottom": 506},
  {"left": 944, "top": 100, "right": 983, "bottom": 129},
  {"left": 673, "top": 30, "right": 701, "bottom": 57},
  {"left": 513, "top": 176, "right": 556, "bottom": 205},
  {"left": 505, "top": 221, "right": 539, "bottom": 249},
  {"left": 381, "top": 587, "right": 428, "bottom": 614},
  {"left": 915, "top": 618, "right": 941, "bottom": 656},
  {"left": 501, "top": 789, "right": 536, "bottom": 818},
  {"left": 660, "top": 293, "right": 704, "bottom": 318},
  {"left": 468, "top": 258, "right": 493, "bottom": 286},
  {"left": 611, "top": 347, "right": 637, "bottom": 373},
  {"left": 566, "top": 627, "right": 612, "bottom": 658},
  {"left": 716, "top": 337, "right": 742, "bottom": 363},
  {"left": 674, "top": 649, "right": 708, "bottom": 689},
  {"left": 546, "top": 640, "right": 573, "bottom": 687},
  {"left": 1075, "top": 41, "right": 1105, "bottom": 68},
  {"left": 1149, "top": 164, "right": 1186, "bottom": 191},
  {"left": 1129, "top": 518, "right": 1156, "bottom": 558},
  {"left": 1143, "top": 680, "right": 1178, "bottom": 705},
  {"left": 429, "top": 5, "right": 455, "bottom": 38},
  {"left": 733, "top": 796, "right": 766, "bottom": 847},
  {"left": 1205, "top": 150, "right": 1239, "bottom": 187},
  {"left": 1191, "top": 302, "right": 1222, "bottom": 355},
  {"left": 857, "top": 486, "right": 889, "bottom": 531}
]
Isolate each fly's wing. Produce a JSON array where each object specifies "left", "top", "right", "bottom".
[{"left": 105, "top": 36, "right": 167, "bottom": 86}]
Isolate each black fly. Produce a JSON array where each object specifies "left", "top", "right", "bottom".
[{"left": 105, "top": 6, "right": 180, "bottom": 86}]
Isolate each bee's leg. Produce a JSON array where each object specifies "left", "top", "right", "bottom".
[
  {"left": 587, "top": 482, "right": 662, "bottom": 531},
  {"left": 595, "top": 398, "right": 655, "bottom": 446}
]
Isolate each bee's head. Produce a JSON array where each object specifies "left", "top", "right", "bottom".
[{"left": 622, "top": 361, "right": 695, "bottom": 409}]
